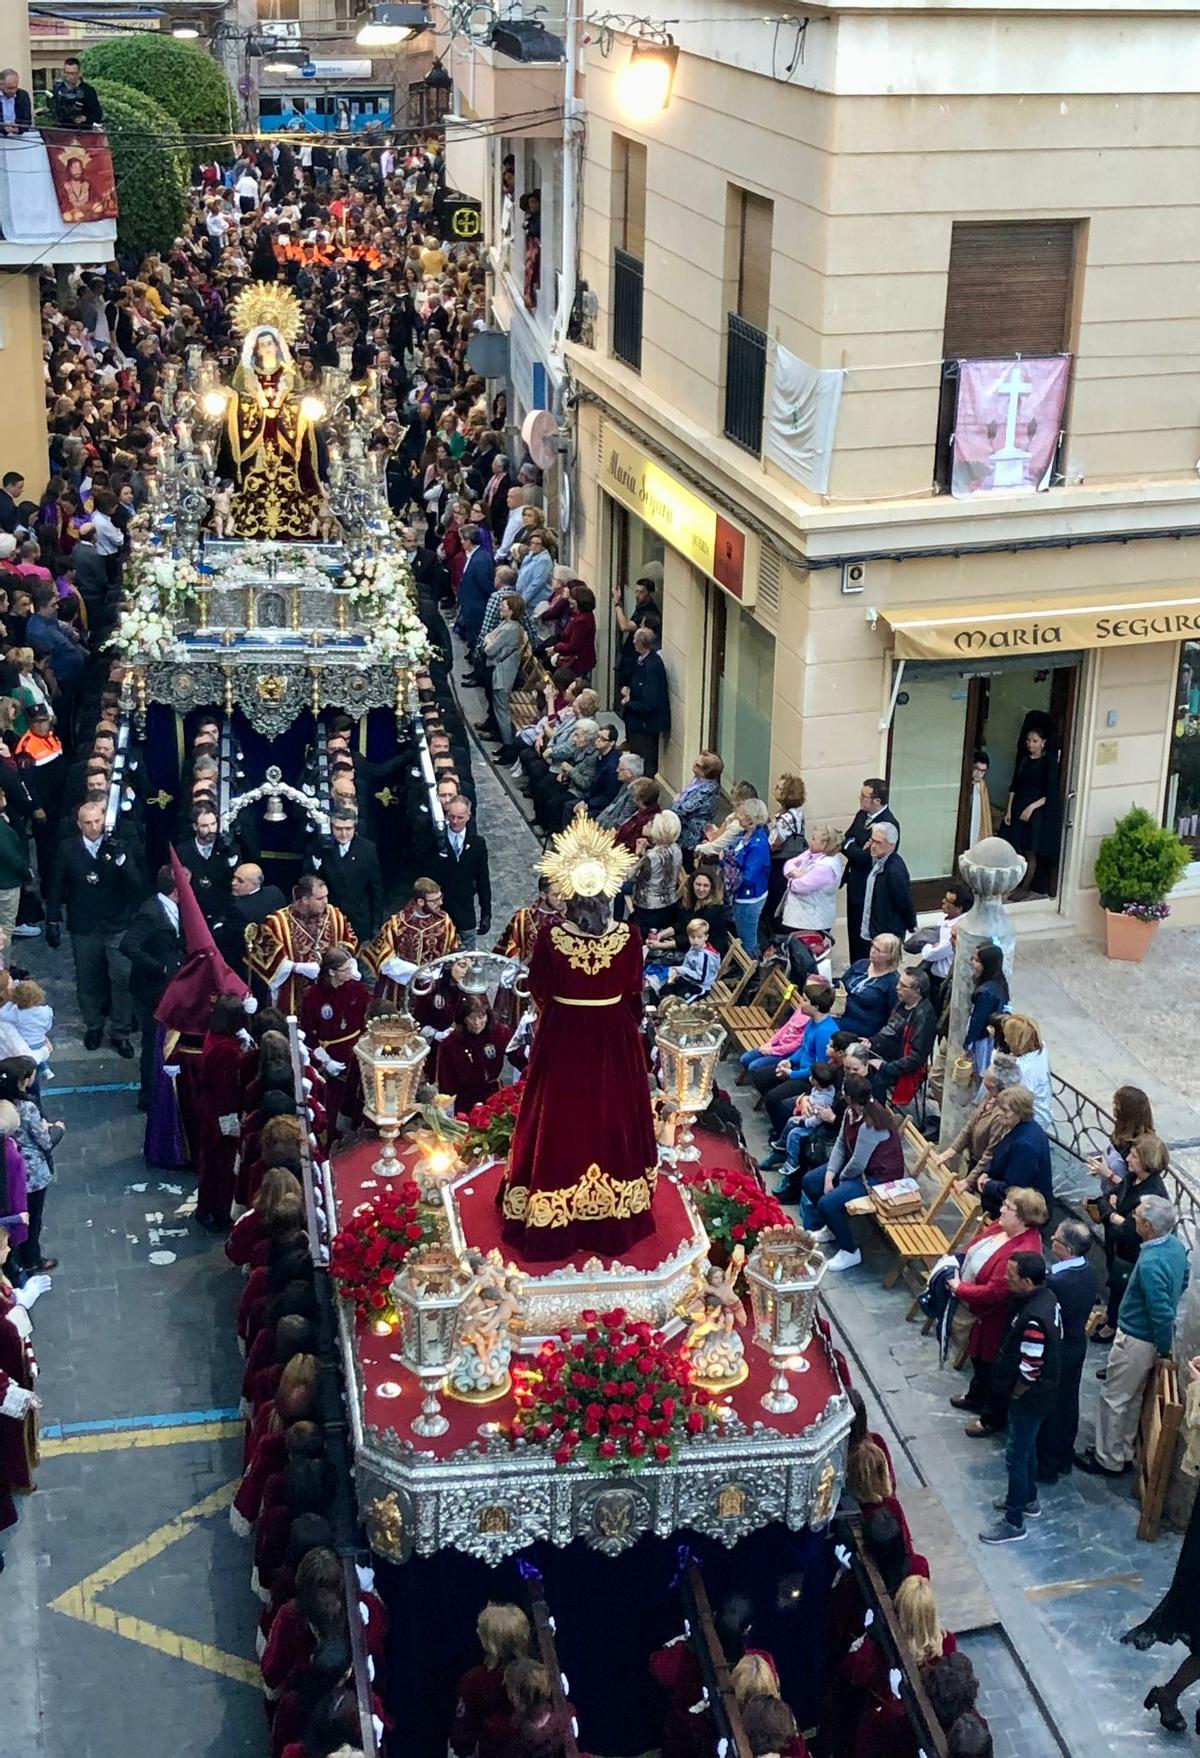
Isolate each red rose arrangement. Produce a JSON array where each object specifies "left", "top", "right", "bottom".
[
  {"left": 330, "top": 1180, "right": 437, "bottom": 1323},
  {"left": 461, "top": 1080, "right": 524, "bottom": 1156},
  {"left": 510, "top": 1306, "right": 720, "bottom": 1470},
  {"left": 681, "top": 1165, "right": 788, "bottom": 1255}
]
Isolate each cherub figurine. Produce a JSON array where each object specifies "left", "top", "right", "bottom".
[
  {"left": 210, "top": 479, "right": 235, "bottom": 537},
  {"left": 311, "top": 496, "right": 336, "bottom": 541},
  {"left": 680, "top": 1248, "right": 748, "bottom": 1388},
  {"left": 448, "top": 1248, "right": 524, "bottom": 1401}
]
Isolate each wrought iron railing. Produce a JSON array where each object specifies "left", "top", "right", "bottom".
[
  {"left": 723, "top": 313, "right": 767, "bottom": 453},
  {"left": 612, "top": 247, "right": 644, "bottom": 370},
  {"left": 1048, "top": 1073, "right": 1200, "bottom": 1221}
]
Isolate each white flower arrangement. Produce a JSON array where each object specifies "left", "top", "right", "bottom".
[{"left": 105, "top": 605, "right": 177, "bottom": 661}]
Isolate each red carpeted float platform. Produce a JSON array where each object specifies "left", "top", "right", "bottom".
[{"left": 329, "top": 1133, "right": 842, "bottom": 1462}]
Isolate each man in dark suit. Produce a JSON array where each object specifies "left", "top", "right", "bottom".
[
  {"left": 858, "top": 820, "right": 916, "bottom": 947},
  {"left": 305, "top": 807, "right": 384, "bottom": 944},
  {"left": 1037, "top": 1218, "right": 1099, "bottom": 1484},
  {"left": 841, "top": 778, "right": 902, "bottom": 961},
  {"left": 620, "top": 627, "right": 671, "bottom": 775},
  {"left": 433, "top": 795, "right": 490, "bottom": 948},
  {"left": 456, "top": 523, "right": 495, "bottom": 653},
  {"left": 0, "top": 73, "right": 32, "bottom": 135},
  {"left": 0, "top": 472, "right": 25, "bottom": 533},
  {"left": 120, "top": 865, "right": 184, "bottom": 1107},
  {"left": 46, "top": 799, "right": 145, "bottom": 1054},
  {"left": 219, "top": 863, "right": 287, "bottom": 982},
  {"left": 176, "top": 803, "right": 235, "bottom": 929}
]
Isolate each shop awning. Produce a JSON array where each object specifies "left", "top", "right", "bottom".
[{"left": 881, "top": 584, "right": 1200, "bottom": 661}]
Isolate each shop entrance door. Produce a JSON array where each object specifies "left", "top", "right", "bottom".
[{"left": 887, "top": 656, "right": 1079, "bottom": 910}]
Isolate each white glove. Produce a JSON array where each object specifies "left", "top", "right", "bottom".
[
  {"left": 888, "top": 1669, "right": 903, "bottom": 1701},
  {"left": 346, "top": 961, "right": 363, "bottom": 983},
  {"left": 309, "top": 857, "right": 323, "bottom": 870},
  {"left": 163, "top": 1064, "right": 181, "bottom": 1080},
  {"left": 14, "top": 1274, "right": 51, "bottom": 1309},
  {"left": 243, "top": 995, "right": 258, "bottom": 1015},
  {"left": 432, "top": 1027, "right": 453, "bottom": 1043},
  {"left": 218, "top": 1113, "right": 240, "bottom": 1137},
  {"left": 236, "top": 1028, "right": 254, "bottom": 1048},
  {"left": 325, "top": 1058, "right": 345, "bottom": 1076},
  {"left": 367, "top": 1656, "right": 376, "bottom": 1683},
  {"left": 294, "top": 962, "right": 320, "bottom": 981},
  {"left": 371, "top": 1717, "right": 384, "bottom": 1747},
  {"left": 381, "top": 955, "right": 417, "bottom": 983},
  {"left": 863, "top": 1609, "right": 874, "bottom": 1629},
  {"left": 499, "top": 963, "right": 517, "bottom": 990},
  {"left": 420, "top": 1024, "right": 437, "bottom": 1042},
  {"left": 1, "top": 1381, "right": 38, "bottom": 1418}
]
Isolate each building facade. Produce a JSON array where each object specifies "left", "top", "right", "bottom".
[{"left": 561, "top": 0, "right": 1200, "bottom": 933}]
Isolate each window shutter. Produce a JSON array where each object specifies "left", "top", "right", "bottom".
[
  {"left": 612, "top": 136, "right": 646, "bottom": 261},
  {"left": 943, "top": 221, "right": 1077, "bottom": 358},
  {"left": 737, "top": 192, "right": 773, "bottom": 330}
]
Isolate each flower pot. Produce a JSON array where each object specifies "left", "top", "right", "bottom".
[{"left": 1104, "top": 910, "right": 1159, "bottom": 962}]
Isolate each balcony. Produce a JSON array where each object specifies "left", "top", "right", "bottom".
[
  {"left": 723, "top": 313, "right": 767, "bottom": 455},
  {"left": 933, "top": 354, "right": 1070, "bottom": 497},
  {"left": 612, "top": 248, "right": 643, "bottom": 372}
]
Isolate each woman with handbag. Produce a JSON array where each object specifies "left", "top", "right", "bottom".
[{"left": 765, "top": 772, "right": 807, "bottom": 924}]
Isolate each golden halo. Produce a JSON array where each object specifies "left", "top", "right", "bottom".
[
  {"left": 537, "top": 814, "right": 637, "bottom": 900},
  {"left": 229, "top": 282, "right": 303, "bottom": 347}
]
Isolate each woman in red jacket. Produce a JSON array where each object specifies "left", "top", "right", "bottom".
[
  {"left": 948, "top": 1185, "right": 1048, "bottom": 1434},
  {"left": 548, "top": 585, "right": 597, "bottom": 681}
]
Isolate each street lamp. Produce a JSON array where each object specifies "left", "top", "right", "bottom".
[
  {"left": 616, "top": 37, "right": 678, "bottom": 122},
  {"left": 356, "top": 3, "right": 431, "bottom": 46}
]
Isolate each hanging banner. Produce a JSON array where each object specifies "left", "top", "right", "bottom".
[
  {"left": 43, "top": 129, "right": 118, "bottom": 223},
  {"left": 951, "top": 355, "right": 1070, "bottom": 498},
  {"left": 763, "top": 343, "right": 845, "bottom": 494}
]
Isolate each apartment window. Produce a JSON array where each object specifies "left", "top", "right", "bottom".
[
  {"left": 935, "top": 219, "right": 1080, "bottom": 491},
  {"left": 724, "top": 188, "right": 772, "bottom": 453},
  {"left": 611, "top": 135, "right": 646, "bottom": 370}
]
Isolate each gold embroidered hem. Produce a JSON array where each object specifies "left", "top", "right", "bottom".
[
  {"left": 549, "top": 921, "right": 629, "bottom": 975},
  {"left": 502, "top": 1161, "right": 658, "bottom": 1228}
]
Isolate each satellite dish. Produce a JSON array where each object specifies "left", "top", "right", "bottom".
[{"left": 522, "top": 408, "right": 559, "bottom": 470}]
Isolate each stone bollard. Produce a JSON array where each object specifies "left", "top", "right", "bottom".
[{"left": 937, "top": 836, "right": 1026, "bottom": 1151}]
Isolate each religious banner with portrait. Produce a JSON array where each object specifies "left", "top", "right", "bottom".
[
  {"left": 42, "top": 129, "right": 118, "bottom": 223},
  {"left": 950, "top": 354, "right": 1071, "bottom": 498}
]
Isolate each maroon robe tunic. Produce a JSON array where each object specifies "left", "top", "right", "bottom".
[
  {"left": 438, "top": 1020, "right": 511, "bottom": 1116},
  {"left": 499, "top": 919, "right": 658, "bottom": 1260},
  {"left": 298, "top": 975, "right": 369, "bottom": 1140},
  {"left": 197, "top": 1031, "right": 253, "bottom": 1226}
]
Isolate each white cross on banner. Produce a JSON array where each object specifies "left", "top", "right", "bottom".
[{"left": 951, "top": 355, "right": 1071, "bottom": 498}]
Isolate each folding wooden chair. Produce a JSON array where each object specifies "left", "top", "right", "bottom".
[
  {"left": 709, "top": 939, "right": 757, "bottom": 1012},
  {"left": 720, "top": 966, "right": 795, "bottom": 1060}
]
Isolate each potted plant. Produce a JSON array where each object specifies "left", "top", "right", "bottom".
[{"left": 1094, "top": 805, "right": 1191, "bottom": 961}]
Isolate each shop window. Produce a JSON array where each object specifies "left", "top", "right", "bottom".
[
  {"left": 707, "top": 585, "right": 774, "bottom": 791},
  {"left": 611, "top": 135, "right": 646, "bottom": 370},
  {"left": 1166, "top": 639, "right": 1200, "bottom": 862},
  {"left": 935, "top": 220, "right": 1081, "bottom": 491},
  {"left": 723, "top": 188, "right": 772, "bottom": 454},
  {"left": 607, "top": 502, "right": 664, "bottom": 701}
]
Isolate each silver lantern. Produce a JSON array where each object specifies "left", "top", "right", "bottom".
[
  {"left": 391, "top": 1244, "right": 476, "bottom": 1437},
  {"left": 354, "top": 1013, "right": 430, "bottom": 1178},
  {"left": 744, "top": 1226, "right": 828, "bottom": 1413},
  {"left": 654, "top": 1002, "right": 726, "bottom": 1161}
]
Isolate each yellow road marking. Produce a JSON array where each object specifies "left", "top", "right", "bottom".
[
  {"left": 49, "top": 1479, "right": 260, "bottom": 1687},
  {"left": 1025, "top": 1571, "right": 1144, "bottom": 1602},
  {"left": 40, "top": 1420, "right": 242, "bottom": 1458}
]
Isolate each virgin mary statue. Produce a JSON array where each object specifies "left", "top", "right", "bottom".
[{"left": 216, "top": 284, "right": 325, "bottom": 540}]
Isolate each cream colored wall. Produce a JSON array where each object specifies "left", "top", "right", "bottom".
[{"left": 579, "top": 39, "right": 1200, "bottom": 512}]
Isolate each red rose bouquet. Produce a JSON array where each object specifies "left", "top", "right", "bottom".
[
  {"left": 681, "top": 1165, "right": 788, "bottom": 1257},
  {"left": 510, "top": 1306, "right": 720, "bottom": 1470},
  {"left": 461, "top": 1080, "right": 524, "bottom": 1158},
  {"left": 330, "top": 1179, "right": 438, "bottom": 1323}
]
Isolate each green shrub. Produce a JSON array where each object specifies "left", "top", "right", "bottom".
[
  {"left": 84, "top": 34, "right": 234, "bottom": 143},
  {"left": 1094, "top": 805, "right": 1191, "bottom": 912},
  {"left": 89, "top": 79, "right": 188, "bottom": 262}
]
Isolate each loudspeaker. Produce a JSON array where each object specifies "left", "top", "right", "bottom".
[
  {"left": 841, "top": 560, "right": 866, "bottom": 595},
  {"left": 489, "top": 19, "right": 564, "bottom": 61}
]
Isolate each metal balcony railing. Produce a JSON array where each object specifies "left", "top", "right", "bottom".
[
  {"left": 723, "top": 313, "right": 767, "bottom": 454},
  {"left": 612, "top": 247, "right": 644, "bottom": 371}
]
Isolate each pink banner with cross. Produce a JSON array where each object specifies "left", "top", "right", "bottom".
[{"left": 951, "top": 355, "right": 1071, "bottom": 498}]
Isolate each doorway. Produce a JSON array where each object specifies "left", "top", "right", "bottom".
[{"left": 887, "top": 655, "right": 1079, "bottom": 908}]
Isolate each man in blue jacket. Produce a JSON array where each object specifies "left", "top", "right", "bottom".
[
  {"left": 455, "top": 523, "right": 494, "bottom": 651},
  {"left": 1076, "top": 1194, "right": 1189, "bottom": 1477}
]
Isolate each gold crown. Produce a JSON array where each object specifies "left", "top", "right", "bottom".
[
  {"left": 537, "top": 814, "right": 637, "bottom": 900},
  {"left": 229, "top": 282, "right": 303, "bottom": 346}
]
